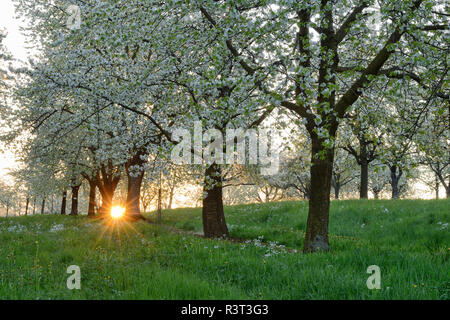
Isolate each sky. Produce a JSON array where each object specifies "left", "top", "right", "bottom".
[
  {"left": 0, "top": 0, "right": 30, "bottom": 183},
  {"left": 1, "top": 0, "right": 30, "bottom": 62}
]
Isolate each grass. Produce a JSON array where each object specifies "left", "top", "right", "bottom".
[{"left": 0, "top": 199, "right": 448, "bottom": 299}]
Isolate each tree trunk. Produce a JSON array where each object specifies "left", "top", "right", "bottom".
[
  {"left": 435, "top": 170, "right": 449, "bottom": 199},
  {"left": 435, "top": 179, "right": 439, "bottom": 200},
  {"left": 96, "top": 162, "right": 121, "bottom": 218},
  {"left": 125, "top": 152, "right": 147, "bottom": 221},
  {"left": 125, "top": 171, "right": 145, "bottom": 220},
  {"left": 87, "top": 181, "right": 97, "bottom": 218},
  {"left": 304, "top": 136, "right": 334, "bottom": 253},
  {"left": 99, "top": 190, "right": 112, "bottom": 217},
  {"left": 70, "top": 185, "right": 80, "bottom": 215},
  {"left": 98, "top": 178, "right": 120, "bottom": 218},
  {"left": 25, "top": 197, "right": 30, "bottom": 216},
  {"left": 373, "top": 190, "right": 380, "bottom": 200},
  {"left": 390, "top": 165, "right": 402, "bottom": 199},
  {"left": 61, "top": 191, "right": 67, "bottom": 215},
  {"left": 360, "top": 161, "right": 369, "bottom": 199},
  {"left": 6, "top": 201, "right": 9, "bottom": 217},
  {"left": 303, "top": 191, "right": 310, "bottom": 200},
  {"left": 334, "top": 183, "right": 340, "bottom": 200},
  {"left": 32, "top": 198, "right": 36, "bottom": 215},
  {"left": 391, "top": 181, "right": 399, "bottom": 199},
  {"left": 357, "top": 135, "right": 369, "bottom": 199},
  {"left": 202, "top": 164, "right": 229, "bottom": 238},
  {"left": 41, "top": 198, "right": 45, "bottom": 214},
  {"left": 157, "top": 181, "right": 162, "bottom": 223}
]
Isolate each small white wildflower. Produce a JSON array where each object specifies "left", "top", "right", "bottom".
[{"left": 49, "top": 224, "right": 64, "bottom": 232}]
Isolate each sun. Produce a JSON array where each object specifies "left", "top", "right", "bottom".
[{"left": 111, "top": 206, "right": 125, "bottom": 219}]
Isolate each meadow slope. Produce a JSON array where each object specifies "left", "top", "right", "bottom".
[{"left": 0, "top": 200, "right": 448, "bottom": 299}]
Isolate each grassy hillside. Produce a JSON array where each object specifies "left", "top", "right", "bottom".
[{"left": 0, "top": 200, "right": 448, "bottom": 299}]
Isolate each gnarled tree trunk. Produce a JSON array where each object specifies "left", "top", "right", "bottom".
[
  {"left": 125, "top": 172, "right": 145, "bottom": 220},
  {"left": 304, "top": 135, "right": 335, "bottom": 253},
  {"left": 334, "top": 183, "right": 340, "bottom": 200},
  {"left": 98, "top": 183, "right": 117, "bottom": 217},
  {"left": 389, "top": 165, "right": 402, "bottom": 199},
  {"left": 70, "top": 184, "right": 81, "bottom": 215},
  {"left": 61, "top": 191, "right": 67, "bottom": 215},
  {"left": 97, "top": 168, "right": 120, "bottom": 218},
  {"left": 360, "top": 161, "right": 369, "bottom": 199},
  {"left": 125, "top": 152, "right": 146, "bottom": 221},
  {"left": 202, "top": 164, "right": 229, "bottom": 238},
  {"left": 25, "top": 197, "right": 30, "bottom": 216},
  {"left": 41, "top": 198, "right": 45, "bottom": 214},
  {"left": 434, "top": 176, "right": 439, "bottom": 200},
  {"left": 435, "top": 169, "right": 449, "bottom": 199},
  {"left": 359, "top": 137, "right": 369, "bottom": 199},
  {"left": 87, "top": 180, "right": 97, "bottom": 218}
]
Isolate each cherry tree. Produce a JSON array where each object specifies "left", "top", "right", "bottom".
[
  {"left": 9, "top": 0, "right": 175, "bottom": 220},
  {"left": 416, "top": 104, "right": 449, "bottom": 198},
  {"left": 331, "top": 147, "right": 358, "bottom": 199},
  {"left": 9, "top": 0, "right": 448, "bottom": 251},
  {"left": 159, "top": 0, "right": 448, "bottom": 251},
  {"left": 0, "top": 180, "right": 14, "bottom": 216},
  {"left": 368, "top": 162, "right": 391, "bottom": 199},
  {"left": 340, "top": 88, "right": 385, "bottom": 198}
]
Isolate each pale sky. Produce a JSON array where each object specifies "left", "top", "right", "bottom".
[
  {"left": 1, "top": 0, "right": 31, "bottom": 62},
  {"left": 0, "top": 0, "right": 30, "bottom": 183}
]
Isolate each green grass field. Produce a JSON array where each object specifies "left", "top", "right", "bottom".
[{"left": 0, "top": 200, "right": 448, "bottom": 299}]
